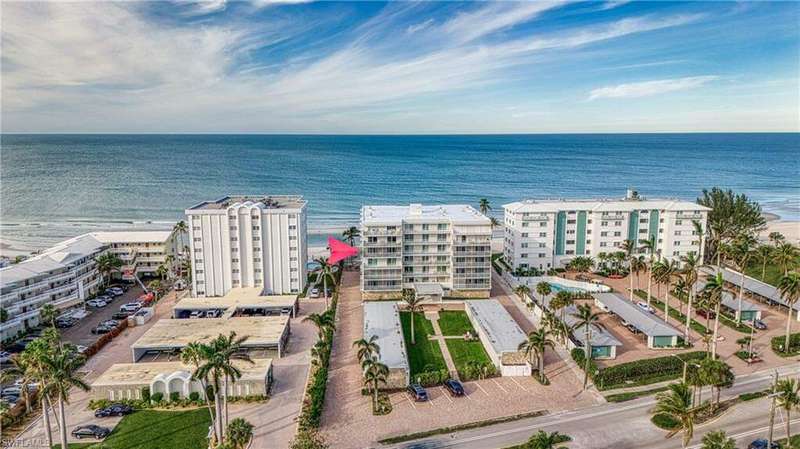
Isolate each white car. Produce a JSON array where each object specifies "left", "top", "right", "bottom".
[
  {"left": 0, "top": 351, "right": 11, "bottom": 364},
  {"left": 1, "top": 386, "right": 22, "bottom": 396},
  {"left": 636, "top": 301, "right": 655, "bottom": 314},
  {"left": 76, "top": 345, "right": 88, "bottom": 354},
  {"left": 120, "top": 303, "right": 142, "bottom": 313},
  {"left": 87, "top": 299, "right": 107, "bottom": 308},
  {"left": 309, "top": 288, "right": 320, "bottom": 298}
]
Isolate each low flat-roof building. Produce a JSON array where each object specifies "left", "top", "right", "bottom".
[
  {"left": 692, "top": 281, "right": 762, "bottom": 322},
  {"left": 173, "top": 287, "right": 298, "bottom": 319},
  {"left": 464, "top": 300, "right": 531, "bottom": 376},
  {"left": 131, "top": 316, "right": 290, "bottom": 361},
  {"left": 531, "top": 294, "right": 621, "bottom": 359},
  {"left": 91, "top": 359, "right": 273, "bottom": 401},
  {"left": 363, "top": 301, "right": 410, "bottom": 389},
  {"left": 701, "top": 266, "right": 799, "bottom": 321},
  {"left": 594, "top": 293, "right": 682, "bottom": 348},
  {"left": 91, "top": 231, "right": 177, "bottom": 281}
]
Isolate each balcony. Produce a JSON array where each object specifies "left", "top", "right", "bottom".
[{"left": 676, "top": 213, "right": 703, "bottom": 220}]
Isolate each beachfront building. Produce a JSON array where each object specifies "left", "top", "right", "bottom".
[
  {"left": 186, "top": 195, "right": 308, "bottom": 297},
  {"left": 360, "top": 204, "right": 492, "bottom": 300},
  {"left": 464, "top": 300, "right": 531, "bottom": 376},
  {"left": 90, "top": 359, "right": 273, "bottom": 401},
  {"left": 363, "top": 301, "right": 410, "bottom": 388},
  {"left": 91, "top": 231, "right": 177, "bottom": 281},
  {"left": 502, "top": 190, "right": 710, "bottom": 272},
  {"left": 0, "top": 234, "right": 107, "bottom": 340}
]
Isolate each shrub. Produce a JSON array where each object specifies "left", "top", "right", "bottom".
[
  {"left": 414, "top": 369, "right": 450, "bottom": 387},
  {"left": 290, "top": 429, "right": 329, "bottom": 449},
  {"left": 170, "top": 392, "right": 180, "bottom": 403},
  {"left": 141, "top": 387, "right": 150, "bottom": 402},
  {"left": 189, "top": 391, "right": 200, "bottom": 402},
  {"left": 151, "top": 392, "right": 164, "bottom": 403},
  {"left": 771, "top": 332, "right": 800, "bottom": 357},
  {"left": 595, "top": 352, "right": 706, "bottom": 390},
  {"left": 570, "top": 348, "right": 598, "bottom": 381},
  {"left": 297, "top": 292, "right": 339, "bottom": 430},
  {"left": 651, "top": 413, "right": 680, "bottom": 430}
]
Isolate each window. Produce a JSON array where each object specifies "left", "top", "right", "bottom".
[
  {"left": 540, "top": 222, "right": 547, "bottom": 227},
  {"left": 253, "top": 247, "right": 261, "bottom": 252},
  {"left": 521, "top": 243, "right": 529, "bottom": 248},
  {"left": 600, "top": 242, "right": 607, "bottom": 247},
  {"left": 539, "top": 232, "right": 547, "bottom": 237},
  {"left": 289, "top": 225, "right": 297, "bottom": 230},
  {"left": 538, "top": 253, "right": 547, "bottom": 258},
  {"left": 673, "top": 251, "right": 680, "bottom": 256},
  {"left": 253, "top": 258, "right": 261, "bottom": 263},
  {"left": 614, "top": 221, "right": 622, "bottom": 226},
  {"left": 586, "top": 239, "right": 591, "bottom": 244},
  {"left": 231, "top": 258, "right": 239, "bottom": 263},
  {"left": 567, "top": 219, "right": 576, "bottom": 224},
  {"left": 674, "top": 230, "right": 682, "bottom": 236},
  {"left": 613, "top": 231, "right": 621, "bottom": 237},
  {"left": 565, "top": 250, "right": 575, "bottom": 255},
  {"left": 194, "top": 237, "right": 202, "bottom": 242},
  {"left": 521, "top": 253, "right": 528, "bottom": 258},
  {"left": 566, "top": 230, "right": 575, "bottom": 235},
  {"left": 601, "top": 221, "right": 608, "bottom": 226},
  {"left": 675, "top": 220, "right": 683, "bottom": 225},
  {"left": 254, "top": 268, "right": 262, "bottom": 273},
  {"left": 231, "top": 248, "right": 238, "bottom": 252},
  {"left": 193, "top": 226, "right": 200, "bottom": 231},
  {"left": 538, "top": 243, "right": 546, "bottom": 248},
  {"left": 231, "top": 237, "right": 238, "bottom": 241},
  {"left": 601, "top": 231, "right": 608, "bottom": 237},
  {"left": 522, "top": 222, "right": 529, "bottom": 227},
  {"left": 194, "top": 248, "right": 202, "bottom": 253},
  {"left": 253, "top": 236, "right": 260, "bottom": 241},
  {"left": 522, "top": 233, "right": 529, "bottom": 238},
  {"left": 566, "top": 240, "right": 575, "bottom": 244}
]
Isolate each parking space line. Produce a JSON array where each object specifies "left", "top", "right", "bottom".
[
  {"left": 440, "top": 387, "right": 453, "bottom": 403},
  {"left": 509, "top": 376, "right": 528, "bottom": 392},
  {"left": 491, "top": 378, "right": 510, "bottom": 394},
  {"left": 405, "top": 394, "right": 417, "bottom": 410},
  {"left": 474, "top": 382, "right": 491, "bottom": 397}
]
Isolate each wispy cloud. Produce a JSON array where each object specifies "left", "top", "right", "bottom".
[
  {"left": 407, "top": 19, "right": 434, "bottom": 35},
  {"left": 588, "top": 75, "right": 719, "bottom": 100}
]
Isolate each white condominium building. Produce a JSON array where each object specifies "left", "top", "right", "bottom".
[
  {"left": 0, "top": 234, "right": 107, "bottom": 340},
  {"left": 186, "top": 195, "right": 307, "bottom": 297},
  {"left": 92, "top": 231, "right": 177, "bottom": 281},
  {"left": 360, "top": 204, "right": 492, "bottom": 300},
  {"left": 503, "top": 190, "right": 709, "bottom": 271}
]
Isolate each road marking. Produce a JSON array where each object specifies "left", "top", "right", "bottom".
[
  {"left": 492, "top": 378, "right": 509, "bottom": 394},
  {"left": 441, "top": 387, "right": 453, "bottom": 403},
  {"left": 405, "top": 394, "right": 417, "bottom": 410},
  {"left": 509, "top": 377, "right": 528, "bottom": 392},
  {"left": 687, "top": 417, "right": 800, "bottom": 449},
  {"left": 474, "top": 382, "right": 490, "bottom": 397}
]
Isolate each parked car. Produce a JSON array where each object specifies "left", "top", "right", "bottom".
[
  {"left": 94, "top": 403, "right": 134, "bottom": 418},
  {"left": 100, "top": 319, "right": 120, "bottom": 328},
  {"left": 1, "top": 386, "right": 22, "bottom": 396},
  {"left": 13, "top": 379, "right": 39, "bottom": 391},
  {"left": 106, "top": 288, "right": 124, "bottom": 297},
  {"left": 91, "top": 324, "right": 113, "bottom": 334},
  {"left": 87, "top": 299, "right": 107, "bottom": 308},
  {"left": 76, "top": 345, "right": 88, "bottom": 354},
  {"left": 696, "top": 308, "right": 716, "bottom": 319},
  {"left": 71, "top": 425, "right": 111, "bottom": 439},
  {"left": 112, "top": 312, "right": 132, "bottom": 320},
  {"left": 96, "top": 295, "right": 113, "bottom": 303},
  {"left": 120, "top": 303, "right": 142, "bottom": 313},
  {"left": 407, "top": 384, "right": 428, "bottom": 401},
  {"left": 1, "top": 394, "right": 19, "bottom": 406},
  {"left": 55, "top": 317, "right": 77, "bottom": 328},
  {"left": 747, "top": 439, "right": 781, "bottom": 449},
  {"left": 636, "top": 301, "right": 655, "bottom": 314},
  {"left": 443, "top": 379, "right": 465, "bottom": 396},
  {"left": 309, "top": 288, "right": 320, "bottom": 298},
  {"left": 205, "top": 310, "right": 222, "bottom": 318},
  {"left": 189, "top": 310, "right": 204, "bottom": 319},
  {"left": 0, "top": 351, "right": 11, "bottom": 363},
  {"left": 747, "top": 319, "right": 768, "bottom": 330}
]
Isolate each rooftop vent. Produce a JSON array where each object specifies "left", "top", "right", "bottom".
[
  {"left": 409, "top": 203, "right": 423, "bottom": 216},
  {"left": 626, "top": 188, "right": 640, "bottom": 200}
]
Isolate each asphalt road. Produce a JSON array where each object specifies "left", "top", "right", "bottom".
[
  {"left": 387, "top": 364, "right": 800, "bottom": 449},
  {"left": 61, "top": 284, "right": 145, "bottom": 347}
]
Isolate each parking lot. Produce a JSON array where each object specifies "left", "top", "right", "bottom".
[
  {"left": 321, "top": 271, "right": 596, "bottom": 449},
  {"left": 61, "top": 284, "right": 147, "bottom": 347}
]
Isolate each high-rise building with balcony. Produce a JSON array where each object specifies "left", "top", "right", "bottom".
[
  {"left": 360, "top": 204, "right": 492, "bottom": 300},
  {"left": 186, "top": 195, "right": 307, "bottom": 297},
  {"left": 502, "top": 190, "right": 709, "bottom": 272}
]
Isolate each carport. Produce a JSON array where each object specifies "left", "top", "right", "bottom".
[
  {"left": 701, "top": 266, "right": 799, "bottom": 321},
  {"left": 531, "top": 294, "right": 621, "bottom": 359},
  {"left": 172, "top": 287, "right": 298, "bottom": 318},
  {"left": 363, "top": 301, "right": 410, "bottom": 389},
  {"left": 464, "top": 300, "right": 531, "bottom": 376},
  {"left": 594, "top": 293, "right": 681, "bottom": 349},
  {"left": 692, "top": 281, "right": 762, "bottom": 322}
]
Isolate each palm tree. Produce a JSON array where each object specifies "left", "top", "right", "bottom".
[
  {"left": 769, "top": 232, "right": 786, "bottom": 245},
  {"left": 552, "top": 290, "right": 573, "bottom": 322},
  {"left": 703, "top": 273, "right": 726, "bottom": 359},
  {"left": 94, "top": 252, "right": 123, "bottom": 287},
  {"left": 754, "top": 244, "right": 774, "bottom": 281},
  {"left": 181, "top": 342, "right": 216, "bottom": 425},
  {"left": 312, "top": 257, "right": 338, "bottom": 309},
  {"left": 226, "top": 417, "right": 254, "bottom": 449},
  {"left": 353, "top": 335, "right": 381, "bottom": 363},
  {"left": 536, "top": 282, "right": 552, "bottom": 305},
  {"left": 775, "top": 378, "right": 799, "bottom": 448},
  {"left": 777, "top": 272, "right": 800, "bottom": 354},
  {"left": 700, "top": 430, "right": 736, "bottom": 449},
  {"left": 18, "top": 329, "right": 61, "bottom": 447},
  {"left": 639, "top": 237, "right": 657, "bottom": 308},
  {"left": 216, "top": 332, "right": 254, "bottom": 433},
  {"left": 597, "top": 252, "right": 609, "bottom": 271},
  {"left": 680, "top": 252, "right": 702, "bottom": 341},
  {"left": 730, "top": 235, "right": 756, "bottom": 323},
  {"left": 515, "top": 284, "right": 531, "bottom": 303},
  {"left": 304, "top": 312, "right": 335, "bottom": 342},
  {"left": 173, "top": 220, "right": 188, "bottom": 255},
  {"left": 654, "top": 382, "right": 696, "bottom": 449},
  {"left": 518, "top": 328, "right": 555, "bottom": 383},
  {"left": 402, "top": 289, "right": 424, "bottom": 345},
  {"left": 361, "top": 357, "right": 389, "bottom": 411},
  {"left": 541, "top": 311, "right": 567, "bottom": 345},
  {"left": 524, "top": 430, "right": 569, "bottom": 449},
  {"left": 570, "top": 304, "right": 605, "bottom": 390},
  {"left": 774, "top": 243, "right": 800, "bottom": 275},
  {"left": 659, "top": 260, "right": 680, "bottom": 325},
  {"left": 45, "top": 345, "right": 90, "bottom": 449},
  {"left": 630, "top": 255, "right": 646, "bottom": 293},
  {"left": 478, "top": 198, "right": 491, "bottom": 215},
  {"left": 342, "top": 226, "right": 360, "bottom": 247},
  {"left": 1, "top": 355, "right": 34, "bottom": 414},
  {"left": 155, "top": 263, "right": 169, "bottom": 280},
  {"left": 39, "top": 303, "right": 58, "bottom": 328},
  {"left": 700, "top": 358, "right": 734, "bottom": 411},
  {"left": 490, "top": 217, "right": 500, "bottom": 228}
]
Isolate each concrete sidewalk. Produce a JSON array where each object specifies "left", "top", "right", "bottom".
[{"left": 425, "top": 311, "right": 459, "bottom": 379}]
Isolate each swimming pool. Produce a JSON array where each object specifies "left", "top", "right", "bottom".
[
  {"left": 548, "top": 283, "right": 587, "bottom": 293},
  {"left": 519, "top": 276, "right": 612, "bottom": 293}
]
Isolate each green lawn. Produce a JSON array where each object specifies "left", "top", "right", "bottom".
[
  {"left": 55, "top": 409, "right": 211, "bottom": 449},
  {"left": 400, "top": 311, "right": 447, "bottom": 375},
  {"left": 745, "top": 260, "right": 792, "bottom": 287},
  {"left": 437, "top": 311, "right": 475, "bottom": 336},
  {"left": 445, "top": 339, "right": 492, "bottom": 373}
]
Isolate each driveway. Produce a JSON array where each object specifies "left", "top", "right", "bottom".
[
  {"left": 8, "top": 289, "right": 184, "bottom": 448},
  {"left": 61, "top": 284, "right": 146, "bottom": 347}
]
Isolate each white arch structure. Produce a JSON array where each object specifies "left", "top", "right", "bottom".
[{"left": 151, "top": 370, "right": 205, "bottom": 399}]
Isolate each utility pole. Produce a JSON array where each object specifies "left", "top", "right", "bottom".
[{"left": 768, "top": 371, "right": 779, "bottom": 447}]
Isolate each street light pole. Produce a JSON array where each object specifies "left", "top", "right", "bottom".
[{"left": 768, "top": 371, "right": 779, "bottom": 447}]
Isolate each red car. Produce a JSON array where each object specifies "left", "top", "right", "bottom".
[{"left": 696, "top": 309, "right": 716, "bottom": 319}]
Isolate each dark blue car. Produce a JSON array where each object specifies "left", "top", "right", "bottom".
[
  {"left": 407, "top": 384, "right": 428, "bottom": 401},
  {"left": 748, "top": 439, "right": 781, "bottom": 449},
  {"left": 444, "top": 379, "right": 465, "bottom": 396}
]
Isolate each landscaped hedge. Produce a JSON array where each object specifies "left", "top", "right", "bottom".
[
  {"left": 414, "top": 369, "right": 451, "bottom": 387},
  {"left": 297, "top": 294, "right": 339, "bottom": 430},
  {"left": 771, "top": 332, "right": 800, "bottom": 357},
  {"left": 572, "top": 348, "right": 707, "bottom": 390}
]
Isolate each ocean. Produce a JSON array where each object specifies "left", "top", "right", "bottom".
[{"left": 1, "top": 133, "right": 798, "bottom": 251}]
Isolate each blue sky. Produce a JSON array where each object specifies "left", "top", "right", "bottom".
[{"left": 2, "top": 1, "right": 798, "bottom": 133}]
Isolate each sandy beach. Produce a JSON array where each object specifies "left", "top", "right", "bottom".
[{"left": 761, "top": 219, "right": 800, "bottom": 245}]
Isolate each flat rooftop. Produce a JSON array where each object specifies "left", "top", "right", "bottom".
[
  {"left": 92, "top": 359, "right": 272, "bottom": 387},
  {"left": 594, "top": 293, "right": 681, "bottom": 337},
  {"left": 465, "top": 300, "right": 527, "bottom": 355},
  {"left": 91, "top": 231, "right": 174, "bottom": 244},
  {"left": 504, "top": 195, "right": 709, "bottom": 214},
  {"left": 132, "top": 316, "right": 289, "bottom": 349},
  {"left": 361, "top": 204, "right": 490, "bottom": 226},
  {"left": 539, "top": 296, "right": 621, "bottom": 347},
  {"left": 173, "top": 288, "right": 297, "bottom": 317},
  {"left": 363, "top": 301, "right": 409, "bottom": 372},
  {"left": 188, "top": 195, "right": 306, "bottom": 212},
  {"left": 692, "top": 281, "right": 760, "bottom": 312},
  {"left": 701, "top": 266, "right": 800, "bottom": 312},
  {"left": 1, "top": 234, "right": 107, "bottom": 287}
]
